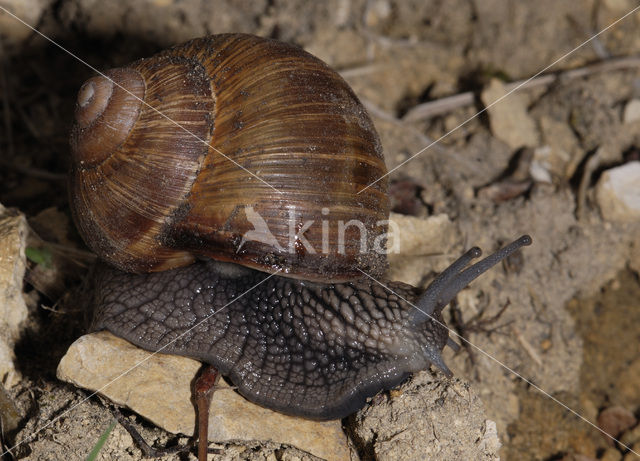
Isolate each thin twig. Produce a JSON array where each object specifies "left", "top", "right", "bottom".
[
  {"left": 402, "top": 55, "right": 640, "bottom": 122},
  {"left": 27, "top": 226, "right": 97, "bottom": 274},
  {"left": 577, "top": 148, "right": 602, "bottom": 220},
  {"left": 364, "top": 97, "right": 478, "bottom": 169},
  {"left": 512, "top": 326, "right": 543, "bottom": 368},
  {"left": 27, "top": 232, "right": 96, "bottom": 263},
  {"left": 360, "top": 98, "right": 447, "bottom": 153},
  {"left": 450, "top": 298, "right": 514, "bottom": 377},
  {"left": 12, "top": 99, "right": 43, "bottom": 139},
  {"left": 403, "top": 92, "right": 477, "bottom": 122},
  {"left": 108, "top": 404, "right": 195, "bottom": 458},
  {"left": 566, "top": 11, "right": 611, "bottom": 59},
  {"left": 339, "top": 64, "right": 383, "bottom": 79}
]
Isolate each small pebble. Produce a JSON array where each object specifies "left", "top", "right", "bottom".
[
  {"left": 389, "top": 179, "right": 424, "bottom": 216},
  {"left": 600, "top": 447, "right": 622, "bottom": 461},
  {"left": 622, "top": 443, "right": 640, "bottom": 461},
  {"left": 597, "top": 406, "right": 638, "bottom": 446},
  {"left": 623, "top": 99, "right": 640, "bottom": 124},
  {"left": 560, "top": 453, "right": 597, "bottom": 461},
  {"left": 621, "top": 423, "right": 640, "bottom": 447},
  {"left": 481, "top": 78, "right": 539, "bottom": 149},
  {"left": 595, "top": 162, "right": 640, "bottom": 223}
]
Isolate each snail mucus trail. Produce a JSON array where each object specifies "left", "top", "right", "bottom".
[{"left": 70, "top": 34, "right": 532, "bottom": 426}]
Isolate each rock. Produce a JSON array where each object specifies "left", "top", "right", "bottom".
[
  {"left": 481, "top": 78, "right": 539, "bottom": 150},
  {"left": 0, "top": 204, "right": 29, "bottom": 387},
  {"left": 0, "top": 382, "right": 21, "bottom": 432},
  {"left": 478, "top": 419, "right": 502, "bottom": 454},
  {"left": 617, "top": 356, "right": 640, "bottom": 406},
  {"left": 477, "top": 147, "right": 534, "bottom": 201},
  {"left": 364, "top": 0, "right": 392, "bottom": 28},
  {"left": 601, "top": 447, "right": 623, "bottom": 461},
  {"left": 529, "top": 146, "right": 554, "bottom": 183},
  {"left": 389, "top": 179, "right": 425, "bottom": 216},
  {"left": 350, "top": 372, "right": 501, "bottom": 460},
  {"left": 630, "top": 234, "right": 640, "bottom": 277},
  {"left": 58, "top": 0, "right": 262, "bottom": 48},
  {"left": 597, "top": 406, "right": 638, "bottom": 446},
  {"left": 602, "top": 0, "right": 638, "bottom": 12},
  {"left": 559, "top": 454, "right": 597, "bottom": 461},
  {"left": 0, "top": 0, "right": 54, "bottom": 50},
  {"left": 387, "top": 212, "right": 459, "bottom": 286},
  {"left": 623, "top": 443, "right": 640, "bottom": 461},
  {"left": 595, "top": 162, "right": 640, "bottom": 222},
  {"left": 623, "top": 99, "right": 640, "bottom": 124},
  {"left": 621, "top": 421, "right": 640, "bottom": 447},
  {"left": 537, "top": 115, "right": 583, "bottom": 180},
  {"left": 57, "top": 331, "right": 350, "bottom": 461}
]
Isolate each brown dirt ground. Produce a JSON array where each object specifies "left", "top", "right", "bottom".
[{"left": 1, "top": 0, "right": 639, "bottom": 460}]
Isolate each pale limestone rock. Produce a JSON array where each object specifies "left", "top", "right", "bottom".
[
  {"left": 479, "top": 420, "right": 502, "bottom": 454},
  {"left": 621, "top": 420, "right": 640, "bottom": 446},
  {"left": 618, "top": 357, "right": 640, "bottom": 409},
  {"left": 481, "top": 78, "right": 539, "bottom": 150},
  {"left": 387, "top": 213, "right": 458, "bottom": 286},
  {"left": 595, "top": 162, "right": 640, "bottom": 223},
  {"left": 623, "top": 99, "right": 640, "bottom": 124},
  {"left": 602, "top": 0, "right": 637, "bottom": 12},
  {"left": 601, "top": 447, "right": 623, "bottom": 461},
  {"left": 0, "top": 204, "right": 29, "bottom": 387},
  {"left": 529, "top": 146, "right": 554, "bottom": 183},
  {"left": 0, "top": 0, "right": 54, "bottom": 49},
  {"left": 364, "top": 0, "right": 392, "bottom": 28},
  {"left": 630, "top": 234, "right": 640, "bottom": 276},
  {"left": 623, "top": 445, "right": 640, "bottom": 461},
  {"left": 538, "top": 115, "right": 583, "bottom": 179},
  {"left": 0, "top": 383, "right": 21, "bottom": 432},
  {"left": 57, "top": 331, "right": 350, "bottom": 461}
]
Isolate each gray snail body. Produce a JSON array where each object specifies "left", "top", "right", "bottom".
[
  {"left": 89, "top": 260, "right": 442, "bottom": 419},
  {"left": 70, "top": 33, "right": 531, "bottom": 420}
]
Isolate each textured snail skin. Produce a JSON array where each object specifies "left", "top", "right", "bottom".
[
  {"left": 89, "top": 236, "right": 531, "bottom": 420},
  {"left": 69, "top": 33, "right": 533, "bottom": 420}
]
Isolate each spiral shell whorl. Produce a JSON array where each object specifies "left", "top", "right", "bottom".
[
  {"left": 69, "top": 58, "right": 215, "bottom": 273},
  {"left": 169, "top": 35, "right": 390, "bottom": 281},
  {"left": 70, "top": 34, "right": 390, "bottom": 280},
  {"left": 71, "top": 68, "right": 145, "bottom": 167}
]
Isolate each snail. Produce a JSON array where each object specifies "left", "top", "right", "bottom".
[{"left": 69, "top": 34, "right": 531, "bottom": 423}]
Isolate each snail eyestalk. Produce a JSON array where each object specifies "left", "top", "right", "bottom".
[
  {"left": 88, "top": 235, "right": 533, "bottom": 419},
  {"left": 412, "top": 235, "right": 532, "bottom": 324},
  {"left": 71, "top": 34, "right": 534, "bottom": 422}
]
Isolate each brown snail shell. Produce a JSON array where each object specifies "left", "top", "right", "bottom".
[{"left": 69, "top": 34, "right": 389, "bottom": 282}]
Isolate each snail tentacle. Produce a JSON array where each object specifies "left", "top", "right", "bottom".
[
  {"left": 412, "top": 246, "right": 482, "bottom": 320},
  {"left": 412, "top": 235, "right": 532, "bottom": 325},
  {"left": 446, "top": 337, "right": 461, "bottom": 351},
  {"left": 68, "top": 33, "right": 534, "bottom": 421},
  {"left": 88, "top": 237, "right": 532, "bottom": 420},
  {"left": 89, "top": 260, "right": 447, "bottom": 420}
]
